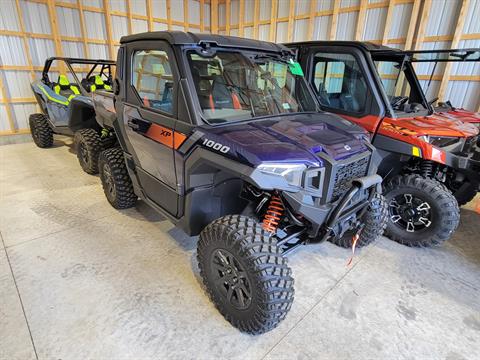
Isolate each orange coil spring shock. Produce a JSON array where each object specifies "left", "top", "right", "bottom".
[{"left": 262, "top": 194, "right": 285, "bottom": 233}]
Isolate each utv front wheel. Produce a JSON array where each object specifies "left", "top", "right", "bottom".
[
  {"left": 74, "top": 128, "right": 103, "bottom": 174},
  {"left": 197, "top": 215, "right": 294, "bottom": 334},
  {"left": 329, "top": 192, "right": 388, "bottom": 248},
  {"left": 384, "top": 175, "right": 459, "bottom": 247},
  {"left": 98, "top": 147, "right": 137, "bottom": 209},
  {"left": 29, "top": 113, "right": 53, "bottom": 148}
]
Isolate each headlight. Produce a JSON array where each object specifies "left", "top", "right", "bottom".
[
  {"left": 418, "top": 135, "right": 459, "bottom": 147},
  {"left": 257, "top": 163, "right": 306, "bottom": 187}
]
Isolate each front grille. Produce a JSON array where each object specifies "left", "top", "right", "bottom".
[{"left": 331, "top": 156, "right": 369, "bottom": 201}]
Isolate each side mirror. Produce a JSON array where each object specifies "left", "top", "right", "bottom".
[{"left": 113, "top": 78, "right": 120, "bottom": 95}]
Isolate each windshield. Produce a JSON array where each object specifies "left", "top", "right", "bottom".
[
  {"left": 373, "top": 57, "right": 428, "bottom": 115},
  {"left": 187, "top": 50, "right": 317, "bottom": 124}
]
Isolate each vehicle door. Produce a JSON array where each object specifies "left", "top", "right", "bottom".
[
  {"left": 122, "top": 41, "right": 181, "bottom": 216},
  {"left": 298, "top": 46, "right": 386, "bottom": 135}
]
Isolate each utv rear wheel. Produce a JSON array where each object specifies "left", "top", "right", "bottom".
[
  {"left": 329, "top": 192, "right": 388, "bottom": 248},
  {"left": 74, "top": 128, "right": 103, "bottom": 174},
  {"left": 197, "top": 215, "right": 294, "bottom": 334},
  {"left": 29, "top": 113, "right": 53, "bottom": 148},
  {"left": 384, "top": 175, "right": 459, "bottom": 247},
  {"left": 98, "top": 147, "right": 137, "bottom": 209}
]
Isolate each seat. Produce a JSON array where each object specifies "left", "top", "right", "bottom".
[
  {"left": 209, "top": 75, "right": 241, "bottom": 110},
  {"left": 89, "top": 75, "right": 112, "bottom": 92},
  {"left": 53, "top": 75, "right": 80, "bottom": 102}
]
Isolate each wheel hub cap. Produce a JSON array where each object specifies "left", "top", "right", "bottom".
[
  {"left": 210, "top": 249, "right": 252, "bottom": 310},
  {"left": 389, "top": 193, "right": 432, "bottom": 233}
]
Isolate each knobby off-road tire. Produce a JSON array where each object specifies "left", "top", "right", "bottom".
[
  {"left": 74, "top": 128, "right": 103, "bottom": 174},
  {"left": 197, "top": 215, "right": 294, "bottom": 335},
  {"left": 384, "top": 174, "right": 460, "bottom": 247},
  {"left": 29, "top": 113, "right": 53, "bottom": 148},
  {"left": 329, "top": 192, "right": 388, "bottom": 248},
  {"left": 98, "top": 147, "right": 137, "bottom": 209}
]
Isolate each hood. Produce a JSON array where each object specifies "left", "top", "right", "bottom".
[
  {"left": 387, "top": 113, "right": 479, "bottom": 137},
  {"left": 202, "top": 113, "right": 369, "bottom": 167},
  {"left": 435, "top": 108, "right": 480, "bottom": 124}
]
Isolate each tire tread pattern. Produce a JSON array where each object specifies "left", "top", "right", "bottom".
[
  {"left": 98, "top": 147, "right": 137, "bottom": 209},
  {"left": 384, "top": 174, "right": 460, "bottom": 247},
  {"left": 74, "top": 128, "right": 103, "bottom": 174},
  {"left": 29, "top": 113, "right": 53, "bottom": 148},
  {"left": 197, "top": 215, "right": 294, "bottom": 335},
  {"left": 329, "top": 192, "right": 388, "bottom": 248}
]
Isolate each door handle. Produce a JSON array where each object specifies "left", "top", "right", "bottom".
[{"left": 127, "top": 119, "right": 140, "bottom": 131}]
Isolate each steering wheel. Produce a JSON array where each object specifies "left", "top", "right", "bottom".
[{"left": 390, "top": 96, "right": 409, "bottom": 108}]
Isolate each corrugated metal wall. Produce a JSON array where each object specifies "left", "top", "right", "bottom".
[
  {"left": 0, "top": 0, "right": 210, "bottom": 135},
  {"left": 0, "top": 0, "right": 479, "bottom": 136}
]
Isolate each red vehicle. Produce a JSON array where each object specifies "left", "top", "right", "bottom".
[{"left": 288, "top": 41, "right": 480, "bottom": 247}]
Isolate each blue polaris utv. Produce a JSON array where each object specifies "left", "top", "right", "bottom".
[
  {"left": 92, "top": 31, "right": 388, "bottom": 334},
  {"left": 29, "top": 57, "right": 115, "bottom": 174}
]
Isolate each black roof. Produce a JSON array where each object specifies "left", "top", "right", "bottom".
[
  {"left": 120, "top": 31, "right": 291, "bottom": 53},
  {"left": 285, "top": 40, "right": 399, "bottom": 53},
  {"left": 45, "top": 57, "right": 115, "bottom": 64}
]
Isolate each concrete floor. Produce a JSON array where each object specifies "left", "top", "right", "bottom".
[{"left": 1, "top": 137, "right": 479, "bottom": 360}]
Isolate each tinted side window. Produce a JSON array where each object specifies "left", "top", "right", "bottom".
[
  {"left": 132, "top": 50, "right": 173, "bottom": 114},
  {"left": 313, "top": 52, "right": 367, "bottom": 114}
]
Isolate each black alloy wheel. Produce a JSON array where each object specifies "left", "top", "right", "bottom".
[
  {"left": 210, "top": 249, "right": 252, "bottom": 310},
  {"left": 389, "top": 193, "right": 432, "bottom": 233}
]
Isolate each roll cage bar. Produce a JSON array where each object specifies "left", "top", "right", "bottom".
[{"left": 41, "top": 57, "right": 116, "bottom": 95}]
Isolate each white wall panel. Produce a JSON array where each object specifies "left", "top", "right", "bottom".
[
  {"left": 295, "top": 0, "right": 310, "bottom": 15},
  {"left": 230, "top": 0, "right": 240, "bottom": 25},
  {"left": 151, "top": 0, "right": 168, "bottom": 18},
  {"left": 84, "top": 11, "right": 107, "bottom": 39},
  {"left": 188, "top": 0, "right": 200, "bottom": 25},
  {"left": 112, "top": 15, "right": 129, "bottom": 41},
  {"left": 275, "top": 21, "right": 287, "bottom": 43},
  {"left": 258, "top": 24, "right": 269, "bottom": 41},
  {"left": 364, "top": 8, "right": 386, "bottom": 41},
  {"left": 218, "top": 3, "right": 226, "bottom": 27},
  {"left": 389, "top": 3, "right": 412, "bottom": 39},
  {"left": 0, "top": 2, "right": 20, "bottom": 31},
  {"left": 313, "top": 16, "right": 330, "bottom": 41},
  {"left": 152, "top": 21, "right": 168, "bottom": 31},
  {"left": 0, "top": 36, "right": 27, "bottom": 65},
  {"left": 28, "top": 38, "right": 55, "bottom": 66},
  {"left": 293, "top": 19, "right": 308, "bottom": 42},
  {"left": 426, "top": 0, "right": 461, "bottom": 37},
  {"left": 336, "top": 11, "right": 357, "bottom": 40},
  {"left": 110, "top": 0, "right": 127, "bottom": 13},
  {"left": 132, "top": 19, "right": 148, "bottom": 34},
  {"left": 317, "top": 0, "right": 333, "bottom": 11},
  {"left": 243, "top": 26, "right": 253, "bottom": 39},
  {"left": 61, "top": 41, "right": 85, "bottom": 58},
  {"left": 21, "top": 2, "right": 50, "bottom": 34},
  {"left": 260, "top": 0, "right": 271, "bottom": 20},
  {"left": 131, "top": 0, "right": 147, "bottom": 15},
  {"left": 171, "top": 0, "right": 185, "bottom": 21},
  {"left": 83, "top": 0, "right": 102, "bottom": 7},
  {"left": 88, "top": 44, "right": 108, "bottom": 59},
  {"left": 4, "top": 71, "right": 32, "bottom": 98},
  {"left": 12, "top": 103, "right": 35, "bottom": 129},
  {"left": 0, "top": 106, "right": 9, "bottom": 131},
  {"left": 57, "top": 7, "right": 82, "bottom": 37}
]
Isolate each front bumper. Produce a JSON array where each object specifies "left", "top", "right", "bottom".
[
  {"left": 282, "top": 174, "right": 383, "bottom": 239},
  {"left": 445, "top": 147, "right": 480, "bottom": 181}
]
